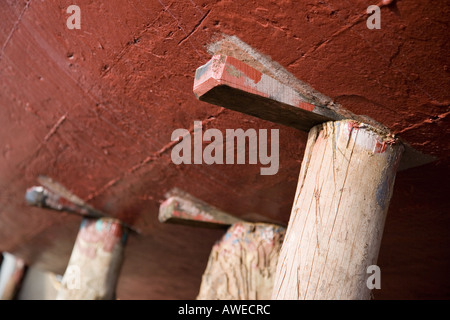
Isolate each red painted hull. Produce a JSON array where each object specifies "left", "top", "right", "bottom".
[{"left": 0, "top": 0, "right": 449, "bottom": 299}]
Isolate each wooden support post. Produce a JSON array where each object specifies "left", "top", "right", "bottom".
[
  {"left": 192, "top": 53, "right": 426, "bottom": 299},
  {"left": 272, "top": 120, "right": 404, "bottom": 299},
  {"left": 56, "top": 218, "right": 127, "bottom": 300},
  {"left": 25, "top": 177, "right": 137, "bottom": 300},
  {"left": 197, "top": 222, "right": 285, "bottom": 300},
  {"left": 159, "top": 188, "right": 243, "bottom": 228},
  {"left": 0, "top": 253, "right": 27, "bottom": 300},
  {"left": 159, "top": 189, "right": 286, "bottom": 299}
]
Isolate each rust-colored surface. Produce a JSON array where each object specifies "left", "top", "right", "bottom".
[{"left": 0, "top": 0, "right": 449, "bottom": 299}]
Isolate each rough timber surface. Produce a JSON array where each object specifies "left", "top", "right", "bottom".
[
  {"left": 273, "top": 120, "right": 404, "bottom": 299},
  {"left": 197, "top": 222, "right": 285, "bottom": 300},
  {"left": 194, "top": 53, "right": 435, "bottom": 171},
  {"left": 159, "top": 195, "right": 243, "bottom": 228}
]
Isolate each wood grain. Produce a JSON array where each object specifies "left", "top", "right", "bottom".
[
  {"left": 272, "top": 120, "right": 404, "bottom": 299},
  {"left": 56, "top": 218, "right": 127, "bottom": 300}
]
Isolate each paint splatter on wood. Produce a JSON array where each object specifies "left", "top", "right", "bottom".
[{"left": 197, "top": 222, "right": 285, "bottom": 300}]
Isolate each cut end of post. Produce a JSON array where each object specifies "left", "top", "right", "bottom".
[{"left": 26, "top": 176, "right": 140, "bottom": 235}]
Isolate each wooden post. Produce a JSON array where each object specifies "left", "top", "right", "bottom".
[
  {"left": 159, "top": 189, "right": 286, "bottom": 299},
  {"left": 56, "top": 218, "right": 127, "bottom": 300},
  {"left": 192, "top": 53, "right": 429, "bottom": 299},
  {"left": 197, "top": 222, "right": 285, "bottom": 300},
  {"left": 272, "top": 120, "right": 404, "bottom": 299},
  {"left": 0, "top": 253, "right": 27, "bottom": 300}
]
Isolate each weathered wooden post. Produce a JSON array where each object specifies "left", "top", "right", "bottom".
[
  {"left": 192, "top": 51, "right": 431, "bottom": 299},
  {"left": 25, "top": 176, "right": 134, "bottom": 300},
  {"left": 272, "top": 120, "right": 403, "bottom": 299},
  {"left": 0, "top": 252, "right": 27, "bottom": 300},
  {"left": 159, "top": 189, "right": 285, "bottom": 300},
  {"left": 197, "top": 222, "right": 285, "bottom": 300},
  {"left": 56, "top": 218, "right": 127, "bottom": 300}
]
